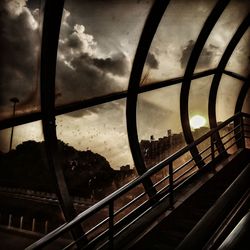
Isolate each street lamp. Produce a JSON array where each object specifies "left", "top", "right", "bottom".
[{"left": 9, "top": 97, "right": 19, "bottom": 151}]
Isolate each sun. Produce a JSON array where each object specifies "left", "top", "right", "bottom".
[{"left": 190, "top": 115, "right": 206, "bottom": 129}]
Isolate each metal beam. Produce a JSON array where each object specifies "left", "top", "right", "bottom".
[
  {"left": 234, "top": 75, "right": 250, "bottom": 148},
  {"left": 40, "top": 0, "right": 86, "bottom": 243},
  {"left": 0, "top": 69, "right": 216, "bottom": 130},
  {"left": 126, "top": 0, "right": 171, "bottom": 198},
  {"left": 224, "top": 70, "right": 248, "bottom": 82},
  {"left": 180, "top": 0, "right": 230, "bottom": 168},
  {"left": 208, "top": 14, "right": 250, "bottom": 152},
  {"left": 235, "top": 75, "right": 250, "bottom": 114}
]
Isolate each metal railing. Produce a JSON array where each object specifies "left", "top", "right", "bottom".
[{"left": 26, "top": 112, "right": 250, "bottom": 250}]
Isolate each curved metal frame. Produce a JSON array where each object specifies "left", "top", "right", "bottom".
[
  {"left": 40, "top": 0, "right": 85, "bottom": 242},
  {"left": 208, "top": 14, "right": 250, "bottom": 152},
  {"left": 126, "top": 0, "right": 170, "bottom": 197},
  {"left": 235, "top": 75, "right": 250, "bottom": 114},
  {"left": 180, "top": 0, "right": 229, "bottom": 168},
  {"left": 234, "top": 75, "right": 250, "bottom": 148}
]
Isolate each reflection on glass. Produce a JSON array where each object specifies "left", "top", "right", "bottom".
[
  {"left": 225, "top": 28, "right": 250, "bottom": 77},
  {"left": 141, "top": 0, "right": 216, "bottom": 84},
  {"left": 56, "top": 99, "right": 135, "bottom": 203},
  {"left": 195, "top": 0, "right": 250, "bottom": 72},
  {"left": 55, "top": 0, "right": 153, "bottom": 105},
  {"left": 0, "top": 0, "right": 43, "bottom": 121},
  {"left": 189, "top": 76, "right": 212, "bottom": 139},
  {"left": 217, "top": 75, "right": 243, "bottom": 154},
  {"left": 216, "top": 74, "right": 243, "bottom": 122},
  {"left": 0, "top": 121, "right": 62, "bottom": 233},
  {"left": 137, "top": 84, "right": 188, "bottom": 172}
]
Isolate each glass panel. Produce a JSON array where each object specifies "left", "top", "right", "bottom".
[
  {"left": 225, "top": 28, "right": 250, "bottom": 77},
  {"left": 55, "top": 0, "right": 153, "bottom": 106},
  {"left": 0, "top": 0, "right": 43, "bottom": 121},
  {"left": 137, "top": 84, "right": 187, "bottom": 167},
  {"left": 242, "top": 89, "right": 250, "bottom": 114},
  {"left": 0, "top": 121, "right": 62, "bottom": 234},
  {"left": 56, "top": 99, "right": 135, "bottom": 206},
  {"left": 243, "top": 90, "right": 250, "bottom": 148},
  {"left": 195, "top": 0, "right": 250, "bottom": 72},
  {"left": 141, "top": 0, "right": 217, "bottom": 85},
  {"left": 189, "top": 76, "right": 212, "bottom": 139},
  {"left": 244, "top": 115, "right": 250, "bottom": 149},
  {"left": 216, "top": 74, "right": 243, "bottom": 122}
]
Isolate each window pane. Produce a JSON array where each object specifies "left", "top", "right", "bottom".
[
  {"left": 0, "top": 0, "right": 43, "bottom": 121},
  {"left": 56, "top": 99, "right": 135, "bottom": 203},
  {"left": 137, "top": 84, "right": 186, "bottom": 166},
  {"left": 225, "top": 28, "right": 250, "bottom": 77},
  {"left": 141, "top": 0, "right": 217, "bottom": 85},
  {"left": 55, "top": 0, "right": 153, "bottom": 106},
  {"left": 195, "top": 0, "right": 250, "bottom": 73},
  {"left": 189, "top": 76, "right": 212, "bottom": 139},
  {"left": 137, "top": 85, "right": 196, "bottom": 190},
  {"left": 242, "top": 89, "right": 250, "bottom": 114},
  {"left": 0, "top": 121, "right": 62, "bottom": 234},
  {"left": 216, "top": 74, "right": 243, "bottom": 122}
]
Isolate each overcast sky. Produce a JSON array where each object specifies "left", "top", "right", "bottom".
[{"left": 0, "top": 0, "right": 249, "bottom": 169}]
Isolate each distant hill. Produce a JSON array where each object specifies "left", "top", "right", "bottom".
[{"left": 0, "top": 140, "right": 115, "bottom": 198}]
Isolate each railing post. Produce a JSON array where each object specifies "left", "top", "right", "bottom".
[
  {"left": 240, "top": 115, "right": 246, "bottom": 148},
  {"left": 169, "top": 162, "right": 174, "bottom": 209},
  {"left": 211, "top": 135, "right": 215, "bottom": 161},
  {"left": 109, "top": 201, "right": 114, "bottom": 249}
]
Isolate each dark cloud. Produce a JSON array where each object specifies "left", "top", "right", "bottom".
[
  {"left": 56, "top": 11, "right": 130, "bottom": 107},
  {"left": 146, "top": 52, "right": 159, "bottom": 69},
  {"left": 0, "top": 1, "right": 40, "bottom": 116},
  {"left": 93, "top": 53, "right": 129, "bottom": 76},
  {"left": 180, "top": 40, "right": 218, "bottom": 69}
]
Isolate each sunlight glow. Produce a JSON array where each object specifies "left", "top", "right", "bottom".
[{"left": 190, "top": 115, "right": 206, "bottom": 129}]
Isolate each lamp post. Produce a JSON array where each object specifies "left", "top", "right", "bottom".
[{"left": 9, "top": 97, "right": 19, "bottom": 151}]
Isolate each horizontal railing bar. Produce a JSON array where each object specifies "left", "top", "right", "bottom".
[
  {"left": 198, "top": 144, "right": 211, "bottom": 156},
  {"left": 156, "top": 183, "right": 171, "bottom": 195},
  {"left": 173, "top": 157, "right": 194, "bottom": 174},
  {"left": 112, "top": 202, "right": 155, "bottom": 244},
  {"left": 201, "top": 152, "right": 212, "bottom": 163},
  {"left": 224, "top": 141, "right": 238, "bottom": 152},
  {"left": 219, "top": 124, "right": 240, "bottom": 140},
  {"left": 174, "top": 171, "right": 198, "bottom": 192},
  {"left": 114, "top": 200, "right": 149, "bottom": 229},
  {"left": 242, "top": 112, "right": 250, "bottom": 118},
  {"left": 174, "top": 164, "right": 198, "bottom": 184},
  {"left": 114, "top": 192, "right": 146, "bottom": 217},
  {"left": 153, "top": 174, "right": 170, "bottom": 188},
  {"left": 84, "top": 216, "right": 109, "bottom": 237},
  {"left": 222, "top": 130, "right": 241, "bottom": 146}
]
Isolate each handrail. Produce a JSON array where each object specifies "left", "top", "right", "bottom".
[
  {"left": 25, "top": 112, "right": 249, "bottom": 250},
  {"left": 176, "top": 165, "right": 250, "bottom": 250}
]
